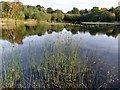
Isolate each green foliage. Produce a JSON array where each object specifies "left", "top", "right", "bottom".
[
  {"left": 16, "top": 11, "right": 25, "bottom": 19},
  {"left": 2, "top": 12, "right": 8, "bottom": 18},
  {"left": 51, "top": 13, "right": 57, "bottom": 22},
  {"left": 55, "top": 9, "right": 63, "bottom": 13},
  {"left": 1, "top": 2, "right": 10, "bottom": 17},
  {"left": 2, "top": 23, "right": 120, "bottom": 44},
  {"left": 44, "top": 14, "right": 51, "bottom": 22},
  {"left": 91, "top": 7, "right": 99, "bottom": 12},
  {"left": 51, "top": 11, "right": 65, "bottom": 22},
  {"left": 47, "top": 7, "right": 53, "bottom": 14},
  {"left": 79, "top": 12, "right": 100, "bottom": 22},
  {"left": 40, "top": 7, "right": 46, "bottom": 13},
  {"left": 32, "top": 12, "right": 41, "bottom": 20},
  {"left": 80, "top": 9, "right": 89, "bottom": 15},
  {"left": 79, "top": 11, "right": 116, "bottom": 22},
  {"left": 36, "top": 5, "right": 46, "bottom": 13},
  {"left": 0, "top": 1, "right": 120, "bottom": 22},
  {"left": 36, "top": 5, "right": 41, "bottom": 9},
  {"left": 100, "top": 11, "right": 115, "bottom": 22},
  {"left": 24, "top": 11, "right": 31, "bottom": 19},
  {"left": 51, "top": 24, "right": 64, "bottom": 31},
  {"left": 109, "top": 7, "right": 115, "bottom": 13},
  {"left": 57, "top": 12, "right": 65, "bottom": 22},
  {"left": 67, "top": 7, "right": 80, "bottom": 14},
  {"left": 114, "top": 9, "right": 120, "bottom": 21},
  {"left": 72, "top": 7, "right": 80, "bottom": 14},
  {"left": 0, "top": 2, "right": 52, "bottom": 22},
  {"left": 64, "top": 14, "right": 80, "bottom": 22}
]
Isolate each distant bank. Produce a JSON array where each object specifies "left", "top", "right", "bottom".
[
  {"left": 80, "top": 22, "right": 120, "bottom": 26},
  {"left": 0, "top": 18, "right": 120, "bottom": 30}
]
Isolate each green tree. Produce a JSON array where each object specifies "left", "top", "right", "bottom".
[
  {"left": 109, "top": 7, "right": 115, "bottom": 13},
  {"left": 64, "top": 14, "right": 80, "bottom": 22},
  {"left": 55, "top": 9, "right": 63, "bottom": 13},
  {"left": 1, "top": 2, "right": 10, "bottom": 17},
  {"left": 44, "top": 14, "right": 51, "bottom": 22},
  {"left": 17, "top": 11, "right": 25, "bottom": 19},
  {"left": 91, "top": 7, "right": 99, "bottom": 12},
  {"left": 51, "top": 13, "right": 57, "bottom": 22},
  {"left": 57, "top": 12, "right": 65, "bottom": 22},
  {"left": 40, "top": 7, "right": 46, "bottom": 13},
  {"left": 80, "top": 9, "right": 89, "bottom": 15},
  {"left": 72, "top": 7, "right": 80, "bottom": 14},
  {"left": 9, "top": 2, "right": 20, "bottom": 19},
  {"left": 67, "top": 11, "right": 73, "bottom": 14},
  {"left": 47, "top": 7, "right": 53, "bottom": 13},
  {"left": 32, "top": 12, "right": 41, "bottom": 20},
  {"left": 114, "top": 7, "right": 120, "bottom": 21},
  {"left": 24, "top": 11, "right": 30, "bottom": 19},
  {"left": 36, "top": 5, "right": 46, "bottom": 13},
  {"left": 79, "top": 12, "right": 100, "bottom": 22},
  {"left": 67, "top": 7, "right": 80, "bottom": 14},
  {"left": 100, "top": 11, "right": 115, "bottom": 22}
]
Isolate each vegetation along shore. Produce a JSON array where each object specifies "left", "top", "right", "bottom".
[{"left": 0, "top": 1, "right": 120, "bottom": 26}]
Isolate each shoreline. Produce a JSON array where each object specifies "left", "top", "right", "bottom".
[
  {"left": 0, "top": 18, "right": 120, "bottom": 30},
  {"left": 80, "top": 22, "right": 120, "bottom": 26}
]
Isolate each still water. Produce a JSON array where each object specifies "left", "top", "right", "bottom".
[{"left": 0, "top": 24, "right": 119, "bottom": 88}]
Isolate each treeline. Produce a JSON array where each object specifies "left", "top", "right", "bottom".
[
  {"left": 1, "top": 1, "right": 120, "bottom": 22},
  {"left": 65, "top": 7, "right": 120, "bottom": 22}
]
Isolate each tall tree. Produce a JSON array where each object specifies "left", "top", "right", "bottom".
[
  {"left": 51, "top": 13, "right": 57, "bottom": 22},
  {"left": 47, "top": 7, "right": 53, "bottom": 13},
  {"left": 8, "top": 1, "right": 20, "bottom": 19},
  {"left": 80, "top": 9, "right": 89, "bottom": 15},
  {"left": 91, "top": 7, "right": 99, "bottom": 12},
  {"left": 72, "top": 7, "right": 80, "bottom": 14}
]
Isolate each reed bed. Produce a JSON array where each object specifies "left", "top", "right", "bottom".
[{"left": 1, "top": 38, "right": 118, "bottom": 89}]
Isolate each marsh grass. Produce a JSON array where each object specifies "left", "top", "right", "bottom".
[{"left": 1, "top": 37, "right": 118, "bottom": 89}]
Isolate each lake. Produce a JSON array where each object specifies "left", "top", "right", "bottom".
[{"left": 0, "top": 23, "right": 119, "bottom": 88}]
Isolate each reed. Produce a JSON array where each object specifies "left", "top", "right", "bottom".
[{"left": 1, "top": 39, "right": 117, "bottom": 89}]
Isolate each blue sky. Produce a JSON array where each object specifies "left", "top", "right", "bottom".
[{"left": 0, "top": 0, "right": 120, "bottom": 12}]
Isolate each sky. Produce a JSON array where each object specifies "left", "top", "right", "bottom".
[{"left": 0, "top": 0, "right": 120, "bottom": 12}]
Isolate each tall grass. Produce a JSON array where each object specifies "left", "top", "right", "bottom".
[{"left": 1, "top": 39, "right": 118, "bottom": 89}]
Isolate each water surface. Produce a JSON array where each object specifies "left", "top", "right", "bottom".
[{"left": 0, "top": 24, "right": 119, "bottom": 88}]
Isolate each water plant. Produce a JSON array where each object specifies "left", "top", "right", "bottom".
[{"left": 1, "top": 40, "right": 118, "bottom": 89}]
